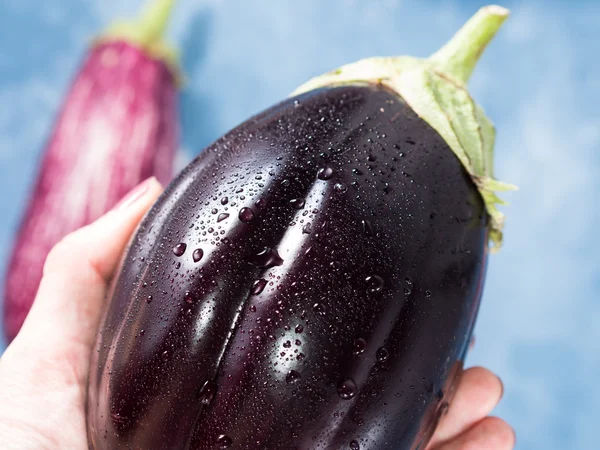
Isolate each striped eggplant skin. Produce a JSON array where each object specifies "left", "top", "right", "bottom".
[
  {"left": 3, "top": 40, "right": 178, "bottom": 343},
  {"left": 87, "top": 85, "right": 488, "bottom": 450}
]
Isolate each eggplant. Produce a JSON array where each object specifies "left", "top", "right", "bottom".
[
  {"left": 87, "top": 6, "right": 515, "bottom": 450},
  {"left": 3, "top": 0, "right": 180, "bottom": 342}
]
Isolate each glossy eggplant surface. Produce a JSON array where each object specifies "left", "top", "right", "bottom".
[{"left": 88, "top": 84, "right": 488, "bottom": 450}]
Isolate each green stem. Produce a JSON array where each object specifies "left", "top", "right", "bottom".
[
  {"left": 135, "top": 0, "right": 176, "bottom": 45},
  {"left": 289, "top": 4, "right": 513, "bottom": 249},
  {"left": 97, "top": 0, "right": 181, "bottom": 83},
  {"left": 428, "top": 5, "right": 509, "bottom": 84}
]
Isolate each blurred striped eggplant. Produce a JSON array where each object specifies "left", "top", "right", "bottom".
[{"left": 3, "top": 0, "right": 180, "bottom": 343}]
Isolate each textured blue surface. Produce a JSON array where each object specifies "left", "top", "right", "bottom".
[{"left": 1, "top": 1, "right": 599, "bottom": 449}]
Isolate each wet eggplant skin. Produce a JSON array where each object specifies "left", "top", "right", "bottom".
[{"left": 87, "top": 84, "right": 488, "bottom": 450}]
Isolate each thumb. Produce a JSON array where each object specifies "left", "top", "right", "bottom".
[{"left": 4, "top": 177, "right": 163, "bottom": 386}]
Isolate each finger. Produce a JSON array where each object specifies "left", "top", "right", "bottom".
[
  {"left": 434, "top": 416, "right": 515, "bottom": 450},
  {"left": 4, "top": 177, "right": 163, "bottom": 385},
  {"left": 427, "top": 367, "right": 504, "bottom": 448}
]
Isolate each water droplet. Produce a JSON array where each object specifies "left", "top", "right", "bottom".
[
  {"left": 367, "top": 154, "right": 377, "bottom": 162},
  {"left": 283, "top": 340, "right": 292, "bottom": 348},
  {"left": 353, "top": 338, "right": 367, "bottom": 355},
  {"left": 221, "top": 197, "right": 228, "bottom": 205},
  {"left": 352, "top": 168, "right": 363, "bottom": 176},
  {"left": 193, "top": 248, "right": 204, "bottom": 263},
  {"left": 365, "top": 275, "right": 384, "bottom": 293},
  {"left": 286, "top": 370, "right": 301, "bottom": 384},
  {"left": 248, "top": 247, "right": 284, "bottom": 268},
  {"left": 313, "top": 303, "right": 326, "bottom": 316},
  {"left": 197, "top": 380, "right": 218, "bottom": 405},
  {"left": 255, "top": 198, "right": 267, "bottom": 209},
  {"left": 425, "top": 290, "right": 432, "bottom": 298},
  {"left": 404, "top": 278, "right": 413, "bottom": 295},
  {"left": 334, "top": 183, "right": 348, "bottom": 193},
  {"left": 211, "top": 208, "right": 218, "bottom": 214},
  {"left": 290, "top": 198, "right": 305, "bottom": 209},
  {"left": 376, "top": 347, "right": 390, "bottom": 362},
  {"left": 216, "top": 434, "right": 233, "bottom": 449},
  {"left": 350, "top": 440, "right": 360, "bottom": 450},
  {"left": 361, "top": 220, "right": 373, "bottom": 237},
  {"left": 146, "top": 295, "right": 153, "bottom": 304},
  {"left": 173, "top": 243, "right": 187, "bottom": 257},
  {"left": 251, "top": 279, "right": 268, "bottom": 295},
  {"left": 302, "top": 223, "right": 312, "bottom": 234},
  {"left": 217, "top": 213, "right": 230, "bottom": 222},
  {"left": 304, "top": 245, "right": 317, "bottom": 258},
  {"left": 337, "top": 378, "right": 358, "bottom": 399},
  {"left": 184, "top": 291, "right": 195, "bottom": 304},
  {"left": 239, "top": 207, "right": 255, "bottom": 223},
  {"left": 317, "top": 167, "right": 334, "bottom": 180},
  {"left": 295, "top": 324, "right": 304, "bottom": 333}
]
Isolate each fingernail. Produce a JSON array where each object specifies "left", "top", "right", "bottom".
[{"left": 113, "top": 177, "right": 156, "bottom": 211}]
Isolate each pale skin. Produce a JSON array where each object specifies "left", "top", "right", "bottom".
[{"left": 0, "top": 177, "right": 515, "bottom": 450}]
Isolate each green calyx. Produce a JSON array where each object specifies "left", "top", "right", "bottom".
[
  {"left": 292, "top": 5, "right": 517, "bottom": 251},
  {"left": 95, "top": 0, "right": 181, "bottom": 84}
]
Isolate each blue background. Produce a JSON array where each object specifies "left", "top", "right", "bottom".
[{"left": 1, "top": 1, "right": 598, "bottom": 448}]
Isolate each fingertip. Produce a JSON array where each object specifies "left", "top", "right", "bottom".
[
  {"left": 112, "top": 177, "right": 161, "bottom": 212},
  {"left": 463, "top": 366, "right": 504, "bottom": 408},
  {"left": 41, "top": 177, "right": 164, "bottom": 281},
  {"left": 85, "top": 178, "right": 164, "bottom": 278},
  {"left": 476, "top": 416, "right": 516, "bottom": 449},
  {"left": 428, "top": 366, "right": 505, "bottom": 447},
  {"left": 495, "top": 416, "right": 516, "bottom": 448},
  {"left": 116, "top": 176, "right": 164, "bottom": 214},
  {"left": 435, "top": 416, "right": 515, "bottom": 450}
]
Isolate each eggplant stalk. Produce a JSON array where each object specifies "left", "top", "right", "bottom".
[
  {"left": 98, "top": 0, "right": 180, "bottom": 82},
  {"left": 429, "top": 5, "right": 510, "bottom": 84},
  {"left": 293, "top": 5, "right": 517, "bottom": 250}
]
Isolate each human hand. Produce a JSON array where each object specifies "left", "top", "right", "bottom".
[
  {"left": 0, "top": 176, "right": 514, "bottom": 450},
  {"left": 0, "top": 177, "right": 163, "bottom": 449},
  {"left": 425, "top": 364, "right": 515, "bottom": 450}
]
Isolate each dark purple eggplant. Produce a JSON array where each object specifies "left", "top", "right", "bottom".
[
  {"left": 3, "top": 0, "right": 180, "bottom": 342},
  {"left": 87, "top": 6, "right": 515, "bottom": 450}
]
